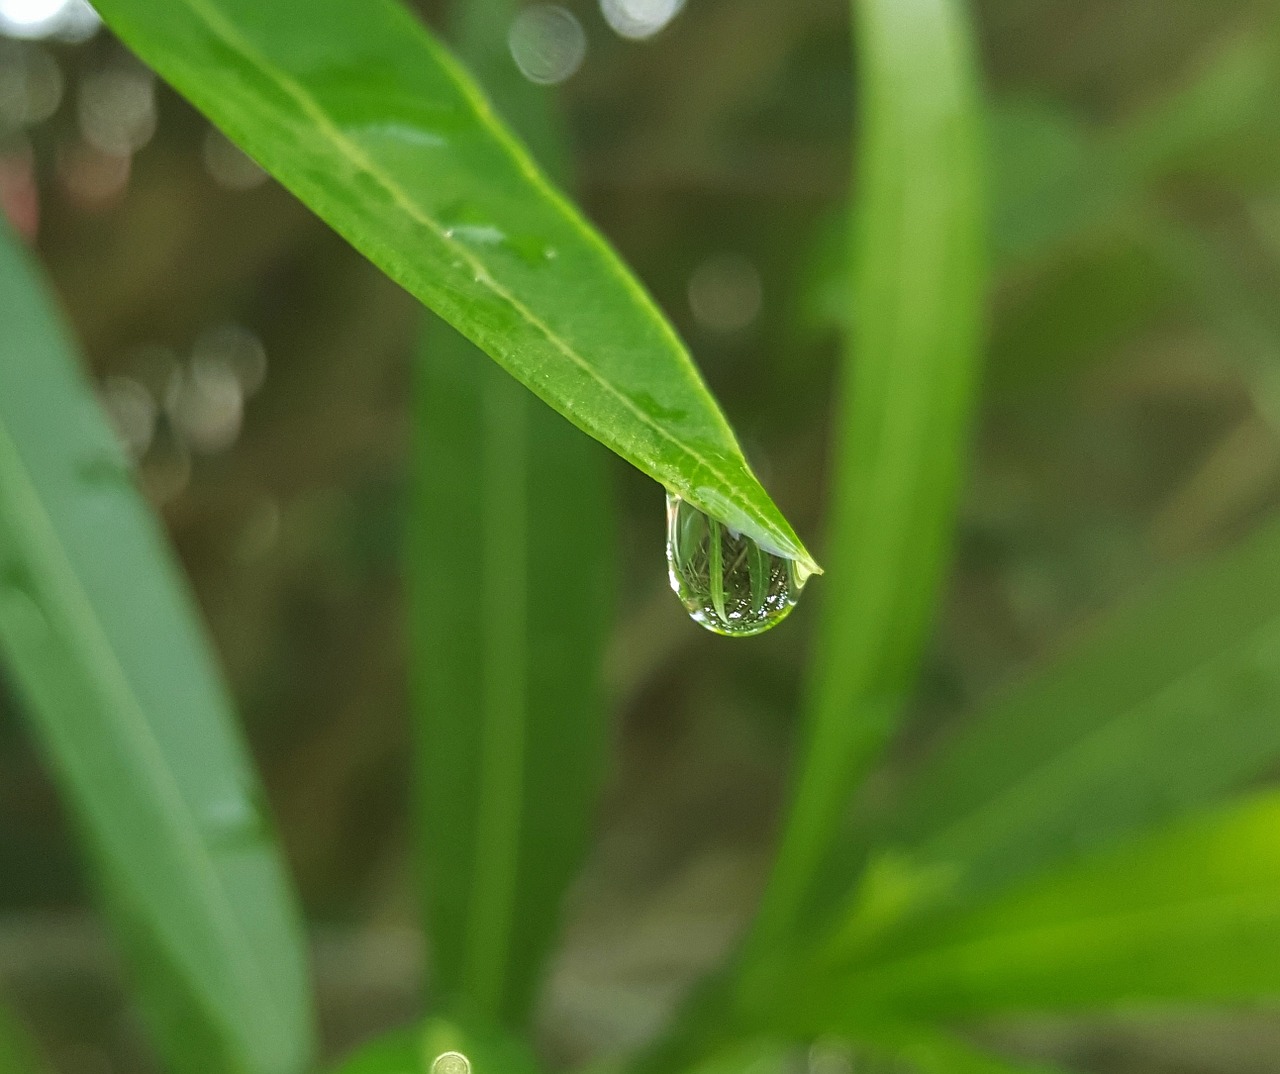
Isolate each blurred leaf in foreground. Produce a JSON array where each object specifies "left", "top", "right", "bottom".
[{"left": 0, "top": 220, "right": 314, "bottom": 1074}]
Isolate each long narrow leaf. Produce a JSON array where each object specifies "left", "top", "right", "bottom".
[
  {"left": 886, "top": 515, "right": 1280, "bottom": 898},
  {"left": 0, "top": 222, "right": 314, "bottom": 1074},
  {"left": 412, "top": 316, "right": 611, "bottom": 1026},
  {"left": 409, "top": 0, "right": 612, "bottom": 1029},
  {"left": 751, "top": 0, "right": 986, "bottom": 952},
  {"left": 88, "top": 0, "right": 815, "bottom": 572}
]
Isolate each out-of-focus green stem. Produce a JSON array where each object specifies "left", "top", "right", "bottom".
[{"left": 747, "top": 0, "right": 987, "bottom": 966}]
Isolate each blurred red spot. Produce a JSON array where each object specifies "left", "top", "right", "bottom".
[{"left": 0, "top": 149, "right": 39, "bottom": 239}]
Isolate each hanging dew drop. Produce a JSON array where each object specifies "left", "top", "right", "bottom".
[{"left": 665, "top": 492, "right": 810, "bottom": 636}]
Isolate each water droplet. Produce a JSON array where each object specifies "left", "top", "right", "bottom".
[
  {"left": 443, "top": 222, "right": 506, "bottom": 246},
  {"left": 431, "top": 1054, "right": 470, "bottom": 1074},
  {"left": 666, "top": 492, "right": 809, "bottom": 636}
]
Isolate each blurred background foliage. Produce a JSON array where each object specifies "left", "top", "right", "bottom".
[{"left": 3, "top": 0, "right": 1280, "bottom": 1071}]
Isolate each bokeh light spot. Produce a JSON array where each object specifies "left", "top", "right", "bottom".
[
  {"left": 600, "top": 0, "right": 685, "bottom": 40},
  {"left": 508, "top": 5, "right": 586, "bottom": 86},
  {"left": 688, "top": 253, "right": 763, "bottom": 334},
  {"left": 202, "top": 126, "right": 269, "bottom": 191},
  {"left": 0, "top": 0, "right": 99, "bottom": 42}
]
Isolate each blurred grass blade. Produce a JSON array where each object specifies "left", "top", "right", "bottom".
[
  {"left": 88, "top": 0, "right": 814, "bottom": 571},
  {"left": 797, "top": 792, "right": 1280, "bottom": 1022},
  {"left": 1107, "top": 29, "right": 1280, "bottom": 185},
  {"left": 751, "top": 0, "right": 986, "bottom": 952},
  {"left": 409, "top": 0, "right": 611, "bottom": 1028},
  {"left": 412, "top": 328, "right": 612, "bottom": 1026},
  {"left": 331, "top": 1015, "right": 541, "bottom": 1074},
  {"left": 0, "top": 222, "right": 314, "bottom": 1074},
  {"left": 885, "top": 516, "right": 1280, "bottom": 898},
  {"left": 0, "top": 1003, "right": 47, "bottom": 1074}
]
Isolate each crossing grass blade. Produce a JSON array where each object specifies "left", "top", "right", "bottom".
[
  {"left": 792, "top": 792, "right": 1280, "bottom": 1023},
  {"left": 0, "top": 221, "right": 314, "bottom": 1074},
  {"left": 885, "top": 515, "right": 1280, "bottom": 900}
]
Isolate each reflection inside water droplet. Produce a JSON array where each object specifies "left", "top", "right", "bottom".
[{"left": 666, "top": 492, "right": 809, "bottom": 636}]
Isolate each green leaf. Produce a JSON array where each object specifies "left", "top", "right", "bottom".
[
  {"left": 800, "top": 792, "right": 1280, "bottom": 1021},
  {"left": 0, "top": 222, "right": 314, "bottom": 1074},
  {"left": 331, "top": 1015, "right": 541, "bottom": 1074},
  {"left": 411, "top": 279, "right": 613, "bottom": 1029},
  {"left": 750, "top": 0, "right": 986, "bottom": 953},
  {"left": 885, "top": 515, "right": 1280, "bottom": 899},
  {"left": 408, "top": 0, "right": 612, "bottom": 1030},
  {"left": 88, "top": 0, "right": 815, "bottom": 573}
]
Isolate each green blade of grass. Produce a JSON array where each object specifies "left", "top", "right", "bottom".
[
  {"left": 412, "top": 334, "right": 612, "bottom": 1026},
  {"left": 884, "top": 516, "right": 1280, "bottom": 900},
  {"left": 409, "top": 0, "right": 612, "bottom": 1028},
  {"left": 88, "top": 0, "right": 815, "bottom": 572},
  {"left": 749, "top": 0, "right": 986, "bottom": 956},
  {"left": 0, "top": 222, "right": 314, "bottom": 1074},
  {"left": 795, "top": 792, "right": 1280, "bottom": 1022}
]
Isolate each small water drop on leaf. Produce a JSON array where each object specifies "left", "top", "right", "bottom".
[{"left": 666, "top": 492, "right": 809, "bottom": 636}]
